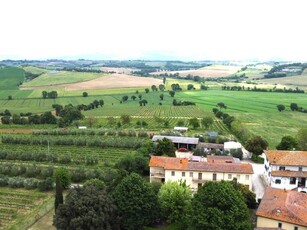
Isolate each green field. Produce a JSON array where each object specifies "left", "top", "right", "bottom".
[
  {"left": 177, "top": 90, "right": 307, "bottom": 147},
  {"left": 23, "top": 66, "right": 49, "bottom": 75},
  {"left": 0, "top": 67, "right": 24, "bottom": 90},
  {"left": 21, "top": 71, "right": 106, "bottom": 87}
]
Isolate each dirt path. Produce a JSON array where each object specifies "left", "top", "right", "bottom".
[{"left": 28, "top": 209, "right": 55, "bottom": 230}]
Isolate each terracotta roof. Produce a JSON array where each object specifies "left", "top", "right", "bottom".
[
  {"left": 149, "top": 156, "right": 188, "bottom": 170},
  {"left": 187, "top": 162, "right": 253, "bottom": 174},
  {"left": 264, "top": 150, "right": 307, "bottom": 166},
  {"left": 256, "top": 187, "right": 307, "bottom": 227},
  {"left": 207, "top": 155, "right": 235, "bottom": 163},
  {"left": 149, "top": 156, "right": 253, "bottom": 174},
  {"left": 271, "top": 170, "right": 307, "bottom": 178}
]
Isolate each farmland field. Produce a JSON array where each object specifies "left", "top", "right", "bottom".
[
  {"left": 260, "top": 72, "right": 307, "bottom": 90},
  {"left": 0, "top": 67, "right": 24, "bottom": 90},
  {"left": 177, "top": 90, "right": 307, "bottom": 147},
  {"left": 21, "top": 71, "right": 106, "bottom": 87},
  {"left": 0, "top": 187, "right": 53, "bottom": 230},
  {"left": 151, "top": 65, "right": 241, "bottom": 78}
]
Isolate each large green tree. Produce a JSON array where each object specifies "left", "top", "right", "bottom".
[
  {"left": 189, "top": 117, "right": 200, "bottom": 129},
  {"left": 54, "top": 186, "right": 120, "bottom": 230},
  {"left": 154, "top": 138, "right": 176, "bottom": 157},
  {"left": 113, "top": 173, "right": 159, "bottom": 230},
  {"left": 188, "top": 181, "right": 252, "bottom": 230},
  {"left": 276, "top": 136, "right": 298, "bottom": 150},
  {"left": 244, "top": 136, "right": 268, "bottom": 157},
  {"left": 158, "top": 181, "right": 192, "bottom": 225},
  {"left": 201, "top": 116, "right": 214, "bottom": 129},
  {"left": 297, "top": 128, "right": 307, "bottom": 150}
]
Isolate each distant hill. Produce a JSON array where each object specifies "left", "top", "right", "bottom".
[{"left": 0, "top": 66, "right": 24, "bottom": 90}]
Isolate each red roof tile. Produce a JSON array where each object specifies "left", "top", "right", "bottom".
[
  {"left": 256, "top": 187, "right": 307, "bottom": 227},
  {"left": 264, "top": 150, "right": 307, "bottom": 166}
]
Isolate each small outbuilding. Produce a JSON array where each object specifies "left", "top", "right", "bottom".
[{"left": 152, "top": 135, "right": 199, "bottom": 151}]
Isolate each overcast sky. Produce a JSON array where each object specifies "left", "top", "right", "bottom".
[{"left": 0, "top": 0, "right": 306, "bottom": 61}]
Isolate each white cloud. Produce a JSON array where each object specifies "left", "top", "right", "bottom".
[{"left": 0, "top": 0, "right": 306, "bottom": 61}]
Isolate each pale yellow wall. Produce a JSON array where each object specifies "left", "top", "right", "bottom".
[
  {"left": 164, "top": 169, "right": 252, "bottom": 192},
  {"left": 257, "top": 216, "right": 307, "bottom": 230}
]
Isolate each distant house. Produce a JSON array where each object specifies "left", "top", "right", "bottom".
[
  {"left": 152, "top": 135, "right": 199, "bottom": 151},
  {"left": 256, "top": 187, "right": 307, "bottom": 230},
  {"left": 224, "top": 141, "right": 242, "bottom": 151},
  {"left": 198, "top": 143, "right": 224, "bottom": 153},
  {"left": 78, "top": 126, "right": 87, "bottom": 129},
  {"left": 174, "top": 126, "right": 188, "bottom": 132},
  {"left": 264, "top": 150, "right": 307, "bottom": 191},
  {"left": 149, "top": 155, "right": 253, "bottom": 192}
]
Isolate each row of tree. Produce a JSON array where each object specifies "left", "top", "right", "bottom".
[
  {"left": 221, "top": 85, "right": 304, "bottom": 93},
  {"left": 54, "top": 172, "right": 254, "bottom": 230}
]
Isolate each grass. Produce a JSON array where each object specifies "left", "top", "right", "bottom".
[
  {"left": 260, "top": 72, "right": 307, "bottom": 90},
  {"left": 177, "top": 90, "right": 307, "bottom": 148},
  {"left": 21, "top": 71, "right": 106, "bottom": 87},
  {"left": 0, "top": 67, "right": 24, "bottom": 90},
  {"left": 23, "top": 66, "right": 49, "bottom": 75}
]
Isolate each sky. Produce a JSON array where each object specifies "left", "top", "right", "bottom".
[{"left": 0, "top": 0, "right": 306, "bottom": 61}]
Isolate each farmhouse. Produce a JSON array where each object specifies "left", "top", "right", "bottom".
[
  {"left": 198, "top": 142, "right": 224, "bottom": 153},
  {"left": 224, "top": 141, "right": 242, "bottom": 151},
  {"left": 151, "top": 135, "right": 199, "bottom": 151},
  {"left": 256, "top": 187, "right": 307, "bottom": 230},
  {"left": 173, "top": 126, "right": 188, "bottom": 132},
  {"left": 149, "top": 156, "right": 253, "bottom": 192},
  {"left": 263, "top": 150, "right": 307, "bottom": 191}
]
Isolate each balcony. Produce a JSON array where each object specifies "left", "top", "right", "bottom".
[
  {"left": 150, "top": 173, "right": 165, "bottom": 178},
  {"left": 192, "top": 178, "right": 208, "bottom": 183}
]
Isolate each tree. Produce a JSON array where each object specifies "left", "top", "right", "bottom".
[
  {"left": 120, "top": 114, "right": 131, "bottom": 124},
  {"left": 277, "top": 104, "right": 285, "bottom": 112},
  {"left": 93, "top": 100, "right": 100, "bottom": 108},
  {"left": 201, "top": 117, "right": 214, "bottom": 129},
  {"left": 99, "top": 99, "right": 104, "bottom": 107},
  {"left": 189, "top": 117, "right": 200, "bottom": 129},
  {"left": 82, "top": 92, "right": 88, "bottom": 97},
  {"left": 52, "top": 104, "right": 63, "bottom": 116},
  {"left": 217, "top": 102, "right": 227, "bottom": 110},
  {"left": 158, "top": 181, "right": 192, "bottom": 225},
  {"left": 187, "top": 181, "right": 251, "bottom": 230},
  {"left": 163, "top": 77, "right": 166, "bottom": 84},
  {"left": 145, "top": 88, "right": 149, "bottom": 93},
  {"left": 113, "top": 173, "right": 159, "bottom": 230},
  {"left": 231, "top": 179, "right": 257, "bottom": 209},
  {"left": 160, "top": 93, "right": 164, "bottom": 101},
  {"left": 245, "top": 136, "right": 268, "bottom": 157},
  {"left": 138, "top": 94, "right": 142, "bottom": 100},
  {"left": 42, "top": 91, "right": 48, "bottom": 99},
  {"left": 151, "top": 85, "right": 157, "bottom": 91},
  {"left": 1, "top": 115, "right": 11, "bottom": 124},
  {"left": 187, "top": 84, "right": 194, "bottom": 90},
  {"left": 12, "top": 114, "right": 21, "bottom": 124},
  {"left": 290, "top": 103, "right": 299, "bottom": 111},
  {"left": 59, "top": 105, "right": 84, "bottom": 125},
  {"left": 53, "top": 167, "right": 71, "bottom": 189},
  {"left": 297, "top": 128, "right": 307, "bottom": 150},
  {"left": 131, "top": 95, "right": 136, "bottom": 101},
  {"left": 4, "top": 109, "right": 11, "bottom": 116},
  {"left": 154, "top": 138, "right": 176, "bottom": 157},
  {"left": 86, "top": 116, "right": 97, "bottom": 128},
  {"left": 122, "top": 95, "right": 129, "bottom": 102},
  {"left": 54, "top": 174, "right": 63, "bottom": 213},
  {"left": 276, "top": 136, "right": 298, "bottom": 150},
  {"left": 41, "top": 111, "right": 57, "bottom": 124},
  {"left": 54, "top": 186, "right": 120, "bottom": 230},
  {"left": 8, "top": 95, "right": 12, "bottom": 100},
  {"left": 115, "top": 153, "right": 149, "bottom": 176},
  {"left": 159, "top": 84, "right": 165, "bottom": 91},
  {"left": 169, "top": 90, "right": 175, "bottom": 97}
]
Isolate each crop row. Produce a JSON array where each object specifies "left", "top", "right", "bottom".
[
  {"left": 2, "top": 135, "right": 146, "bottom": 149},
  {"left": 33, "top": 129, "right": 150, "bottom": 137}
]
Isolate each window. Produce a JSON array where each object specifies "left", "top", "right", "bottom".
[
  {"left": 198, "top": 173, "right": 202, "bottom": 180},
  {"left": 171, "top": 171, "right": 175, "bottom": 176},
  {"left": 189, "top": 172, "right": 193, "bottom": 177},
  {"left": 236, "top": 175, "right": 240, "bottom": 180},
  {"left": 278, "top": 222, "right": 282, "bottom": 228},
  {"left": 228, "top": 174, "right": 232, "bottom": 179},
  {"left": 290, "top": 177, "right": 296, "bottom": 185},
  {"left": 182, "top": 172, "right": 185, "bottom": 177},
  {"left": 294, "top": 226, "right": 298, "bottom": 230},
  {"left": 279, "top": 166, "right": 285, "bottom": 171},
  {"left": 299, "top": 167, "right": 302, "bottom": 171},
  {"left": 245, "top": 175, "right": 249, "bottom": 180},
  {"left": 213, "top": 173, "right": 217, "bottom": 181},
  {"left": 198, "top": 183, "right": 202, "bottom": 188},
  {"left": 275, "top": 179, "right": 281, "bottom": 184}
]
